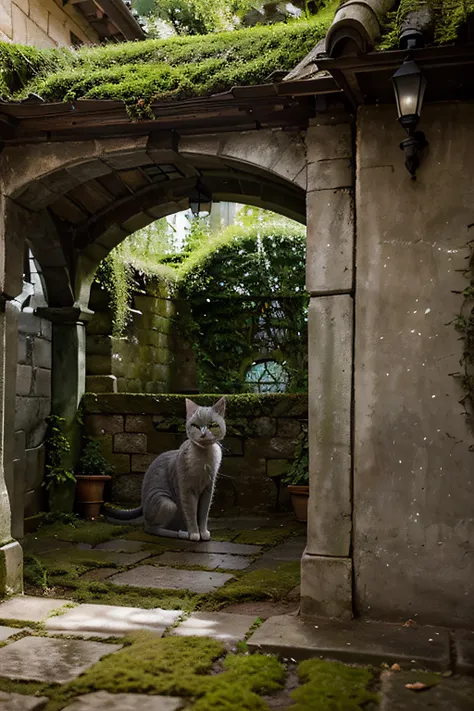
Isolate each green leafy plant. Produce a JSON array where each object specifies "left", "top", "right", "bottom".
[
  {"left": 77, "top": 439, "right": 115, "bottom": 477},
  {"left": 452, "top": 238, "right": 474, "bottom": 442},
  {"left": 43, "top": 415, "right": 76, "bottom": 492},
  {"left": 177, "top": 216, "right": 308, "bottom": 393},
  {"left": 282, "top": 424, "right": 309, "bottom": 486}
]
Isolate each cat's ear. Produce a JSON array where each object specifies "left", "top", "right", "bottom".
[
  {"left": 186, "top": 398, "right": 199, "bottom": 420},
  {"left": 213, "top": 396, "right": 226, "bottom": 417}
]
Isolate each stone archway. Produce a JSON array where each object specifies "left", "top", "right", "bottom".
[{"left": 0, "top": 118, "right": 356, "bottom": 620}]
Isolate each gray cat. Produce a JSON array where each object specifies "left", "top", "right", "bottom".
[{"left": 107, "top": 397, "right": 226, "bottom": 541}]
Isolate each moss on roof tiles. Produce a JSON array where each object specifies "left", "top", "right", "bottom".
[
  {"left": 379, "top": 0, "right": 474, "bottom": 49},
  {"left": 0, "top": 0, "right": 338, "bottom": 117}
]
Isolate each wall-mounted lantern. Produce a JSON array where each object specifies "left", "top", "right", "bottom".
[
  {"left": 391, "top": 58, "right": 428, "bottom": 178},
  {"left": 190, "top": 184, "right": 212, "bottom": 218}
]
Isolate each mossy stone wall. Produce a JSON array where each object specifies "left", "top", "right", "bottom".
[
  {"left": 83, "top": 392, "right": 307, "bottom": 513},
  {"left": 86, "top": 283, "right": 178, "bottom": 394}
]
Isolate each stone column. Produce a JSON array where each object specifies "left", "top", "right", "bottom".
[
  {"left": 0, "top": 196, "right": 23, "bottom": 593},
  {"left": 301, "top": 117, "right": 355, "bottom": 619},
  {"left": 38, "top": 308, "right": 91, "bottom": 475}
]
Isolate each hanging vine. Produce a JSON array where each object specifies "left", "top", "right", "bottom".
[{"left": 453, "top": 236, "right": 474, "bottom": 441}]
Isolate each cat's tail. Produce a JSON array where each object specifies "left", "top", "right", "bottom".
[{"left": 104, "top": 505, "right": 143, "bottom": 520}]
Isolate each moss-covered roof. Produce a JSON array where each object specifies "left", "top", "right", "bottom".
[
  {"left": 0, "top": 0, "right": 470, "bottom": 118},
  {"left": 379, "top": 0, "right": 474, "bottom": 49},
  {"left": 0, "top": 0, "right": 337, "bottom": 115}
]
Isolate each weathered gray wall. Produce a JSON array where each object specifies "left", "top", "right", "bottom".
[
  {"left": 355, "top": 103, "right": 474, "bottom": 627},
  {"left": 14, "top": 311, "right": 51, "bottom": 521}
]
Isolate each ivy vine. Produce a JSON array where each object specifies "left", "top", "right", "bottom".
[
  {"left": 282, "top": 424, "right": 309, "bottom": 486},
  {"left": 43, "top": 415, "right": 76, "bottom": 491},
  {"left": 453, "top": 237, "right": 474, "bottom": 435},
  {"left": 178, "top": 220, "right": 308, "bottom": 393}
]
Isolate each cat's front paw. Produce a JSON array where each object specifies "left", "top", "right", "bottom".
[
  {"left": 200, "top": 530, "right": 211, "bottom": 541},
  {"left": 189, "top": 532, "right": 200, "bottom": 542}
]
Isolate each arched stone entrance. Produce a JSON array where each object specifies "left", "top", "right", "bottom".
[{"left": 0, "top": 118, "right": 355, "bottom": 619}]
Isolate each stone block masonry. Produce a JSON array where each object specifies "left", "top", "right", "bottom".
[
  {"left": 86, "top": 282, "right": 177, "bottom": 394},
  {"left": 83, "top": 393, "right": 307, "bottom": 513},
  {"left": 0, "top": 0, "right": 99, "bottom": 47},
  {"left": 14, "top": 312, "right": 51, "bottom": 525}
]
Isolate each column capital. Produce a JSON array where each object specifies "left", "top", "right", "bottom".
[{"left": 36, "top": 306, "right": 94, "bottom": 324}]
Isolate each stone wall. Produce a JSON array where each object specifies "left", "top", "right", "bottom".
[
  {"left": 14, "top": 311, "right": 51, "bottom": 522},
  {"left": 86, "top": 283, "right": 178, "bottom": 394},
  {"left": 354, "top": 103, "right": 474, "bottom": 628},
  {"left": 0, "top": 0, "right": 99, "bottom": 48},
  {"left": 82, "top": 393, "right": 307, "bottom": 514}
]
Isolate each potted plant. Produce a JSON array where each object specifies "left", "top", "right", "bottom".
[
  {"left": 282, "top": 425, "right": 309, "bottom": 522},
  {"left": 44, "top": 415, "right": 76, "bottom": 514},
  {"left": 75, "top": 439, "right": 114, "bottom": 519}
]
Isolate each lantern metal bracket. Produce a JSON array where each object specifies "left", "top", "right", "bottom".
[{"left": 399, "top": 130, "right": 428, "bottom": 179}]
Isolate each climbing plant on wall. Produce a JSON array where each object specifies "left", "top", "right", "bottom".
[{"left": 178, "top": 217, "right": 308, "bottom": 393}]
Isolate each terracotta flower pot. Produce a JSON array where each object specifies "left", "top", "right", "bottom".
[
  {"left": 75, "top": 474, "right": 112, "bottom": 520},
  {"left": 287, "top": 484, "right": 309, "bottom": 522}
]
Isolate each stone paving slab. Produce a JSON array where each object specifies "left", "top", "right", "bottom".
[
  {"left": 247, "top": 615, "right": 451, "bottom": 670},
  {"left": 0, "top": 595, "right": 72, "bottom": 622},
  {"left": 152, "top": 539, "right": 261, "bottom": 555},
  {"left": 0, "top": 636, "right": 122, "bottom": 683},
  {"left": 0, "top": 691, "right": 48, "bottom": 710},
  {"left": 109, "top": 566, "right": 233, "bottom": 593},
  {"left": 42, "top": 549, "right": 152, "bottom": 567},
  {"left": 171, "top": 611, "right": 257, "bottom": 645},
  {"left": 63, "top": 691, "right": 184, "bottom": 710},
  {"left": 94, "top": 539, "right": 148, "bottom": 553},
  {"left": 454, "top": 629, "right": 474, "bottom": 675},
  {"left": 380, "top": 670, "right": 474, "bottom": 710},
  {"left": 152, "top": 551, "right": 251, "bottom": 571},
  {"left": 250, "top": 537, "right": 306, "bottom": 570},
  {"left": 45, "top": 603, "right": 182, "bottom": 637},
  {"left": 0, "top": 625, "right": 22, "bottom": 641}
]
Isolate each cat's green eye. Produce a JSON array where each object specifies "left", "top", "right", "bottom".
[{"left": 210, "top": 422, "right": 218, "bottom": 428}]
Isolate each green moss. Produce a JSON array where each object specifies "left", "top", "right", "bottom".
[
  {"left": 40, "top": 635, "right": 285, "bottom": 711},
  {"left": 202, "top": 561, "right": 300, "bottom": 609},
  {"left": 290, "top": 659, "right": 378, "bottom": 711},
  {"left": 23, "top": 554, "right": 48, "bottom": 589},
  {"left": 378, "top": 0, "right": 474, "bottom": 49},
  {"left": 234, "top": 528, "right": 293, "bottom": 546},
  {"left": 1, "top": 6, "right": 337, "bottom": 114},
  {"left": 0, "top": 677, "right": 59, "bottom": 699},
  {"left": 0, "top": 618, "right": 43, "bottom": 630},
  {"left": 46, "top": 579, "right": 198, "bottom": 611},
  {"left": 210, "top": 529, "right": 238, "bottom": 542},
  {"left": 31, "top": 519, "right": 130, "bottom": 546}
]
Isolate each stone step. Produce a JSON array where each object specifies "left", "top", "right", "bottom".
[{"left": 247, "top": 614, "right": 452, "bottom": 671}]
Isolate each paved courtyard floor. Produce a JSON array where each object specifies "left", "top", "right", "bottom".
[{"left": 0, "top": 515, "right": 471, "bottom": 709}]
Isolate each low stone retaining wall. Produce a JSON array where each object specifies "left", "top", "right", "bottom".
[{"left": 82, "top": 393, "right": 308, "bottom": 514}]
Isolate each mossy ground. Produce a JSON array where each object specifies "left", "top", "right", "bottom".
[
  {"left": 30, "top": 517, "right": 130, "bottom": 546},
  {"left": 23, "top": 516, "right": 301, "bottom": 613},
  {"left": 291, "top": 659, "right": 378, "bottom": 710},
  {"left": 0, "top": 633, "right": 381, "bottom": 711}
]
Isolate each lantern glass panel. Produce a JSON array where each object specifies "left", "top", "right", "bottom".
[{"left": 392, "top": 60, "right": 426, "bottom": 119}]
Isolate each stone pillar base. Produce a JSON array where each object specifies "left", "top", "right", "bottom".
[
  {"left": 0, "top": 540, "right": 23, "bottom": 595},
  {"left": 300, "top": 550, "right": 353, "bottom": 620}
]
